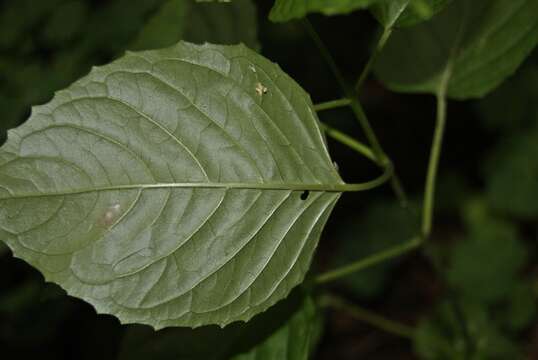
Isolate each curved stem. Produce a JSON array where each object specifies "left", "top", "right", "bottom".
[
  {"left": 315, "top": 236, "right": 422, "bottom": 285},
  {"left": 320, "top": 294, "right": 415, "bottom": 339},
  {"left": 303, "top": 19, "right": 408, "bottom": 207},
  {"left": 422, "top": 93, "right": 447, "bottom": 238},
  {"left": 320, "top": 122, "right": 376, "bottom": 162},
  {"left": 314, "top": 98, "right": 351, "bottom": 112}
]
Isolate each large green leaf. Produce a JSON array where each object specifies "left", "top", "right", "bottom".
[
  {"left": 0, "top": 41, "right": 343, "bottom": 328},
  {"left": 269, "top": 0, "right": 381, "bottom": 22},
  {"left": 130, "top": 0, "right": 259, "bottom": 51},
  {"left": 118, "top": 291, "right": 322, "bottom": 359},
  {"left": 375, "top": 0, "right": 538, "bottom": 98}
]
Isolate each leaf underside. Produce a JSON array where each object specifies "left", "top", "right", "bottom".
[{"left": 0, "top": 41, "right": 343, "bottom": 328}]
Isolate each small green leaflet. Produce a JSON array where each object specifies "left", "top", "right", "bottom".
[
  {"left": 269, "top": 0, "right": 381, "bottom": 22},
  {"left": 374, "top": 0, "right": 538, "bottom": 99},
  {"left": 0, "top": 42, "right": 343, "bottom": 328}
]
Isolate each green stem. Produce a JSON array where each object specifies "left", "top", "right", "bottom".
[
  {"left": 303, "top": 19, "right": 408, "bottom": 207},
  {"left": 316, "top": 236, "right": 422, "bottom": 285},
  {"left": 313, "top": 98, "right": 351, "bottom": 112},
  {"left": 321, "top": 294, "right": 415, "bottom": 339},
  {"left": 421, "top": 93, "right": 447, "bottom": 238},
  {"left": 320, "top": 122, "right": 376, "bottom": 162},
  {"left": 355, "top": 27, "right": 392, "bottom": 92},
  {"left": 348, "top": 96, "right": 386, "bottom": 162}
]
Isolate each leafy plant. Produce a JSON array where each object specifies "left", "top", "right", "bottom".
[{"left": 0, "top": 0, "right": 537, "bottom": 358}]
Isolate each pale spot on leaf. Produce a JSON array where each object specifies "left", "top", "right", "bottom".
[{"left": 255, "top": 82, "right": 267, "bottom": 96}]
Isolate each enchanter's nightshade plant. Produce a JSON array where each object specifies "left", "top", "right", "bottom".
[{"left": 0, "top": 0, "right": 537, "bottom": 358}]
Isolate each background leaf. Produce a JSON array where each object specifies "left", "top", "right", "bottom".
[
  {"left": 448, "top": 199, "right": 527, "bottom": 304},
  {"left": 477, "top": 65, "right": 538, "bottom": 132},
  {"left": 374, "top": 0, "right": 538, "bottom": 98},
  {"left": 371, "top": 0, "right": 452, "bottom": 29},
  {"left": 130, "top": 0, "right": 259, "bottom": 51},
  {"left": 330, "top": 200, "right": 418, "bottom": 298},
  {"left": 484, "top": 120, "right": 538, "bottom": 219},
  {"left": 0, "top": 41, "right": 342, "bottom": 328},
  {"left": 269, "top": 0, "right": 381, "bottom": 22},
  {"left": 414, "top": 300, "right": 523, "bottom": 359},
  {"left": 0, "top": 0, "right": 260, "bottom": 144},
  {"left": 118, "top": 291, "right": 323, "bottom": 360}
]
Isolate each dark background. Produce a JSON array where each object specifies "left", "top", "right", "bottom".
[{"left": 1, "top": 0, "right": 536, "bottom": 359}]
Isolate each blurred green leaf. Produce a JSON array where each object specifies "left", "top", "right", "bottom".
[
  {"left": 118, "top": 292, "right": 322, "bottom": 360},
  {"left": 501, "top": 282, "right": 537, "bottom": 332},
  {"left": 448, "top": 201, "right": 527, "bottom": 304},
  {"left": 414, "top": 300, "right": 522, "bottom": 360},
  {"left": 370, "top": 0, "right": 410, "bottom": 28},
  {"left": 398, "top": 0, "right": 452, "bottom": 27},
  {"left": 372, "top": 0, "right": 452, "bottom": 29},
  {"left": 40, "top": 0, "right": 89, "bottom": 47},
  {"left": 232, "top": 295, "right": 323, "bottom": 360},
  {"left": 485, "top": 124, "right": 538, "bottom": 219},
  {"left": 132, "top": 0, "right": 259, "bottom": 51},
  {"left": 129, "top": 0, "right": 189, "bottom": 51},
  {"left": 477, "top": 65, "right": 538, "bottom": 131},
  {"left": 375, "top": 0, "right": 538, "bottom": 99},
  {"left": 0, "top": 280, "right": 71, "bottom": 349},
  {"left": 0, "top": 0, "right": 63, "bottom": 49},
  {"left": 183, "top": 0, "right": 259, "bottom": 50},
  {"left": 269, "top": 0, "right": 382, "bottom": 22},
  {"left": 330, "top": 201, "right": 418, "bottom": 298},
  {"left": 435, "top": 173, "right": 471, "bottom": 213}
]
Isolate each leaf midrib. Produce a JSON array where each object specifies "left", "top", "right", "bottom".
[{"left": 0, "top": 181, "right": 355, "bottom": 201}]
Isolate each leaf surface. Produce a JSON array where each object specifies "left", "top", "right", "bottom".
[
  {"left": 375, "top": 0, "right": 538, "bottom": 98},
  {"left": 0, "top": 41, "right": 342, "bottom": 328}
]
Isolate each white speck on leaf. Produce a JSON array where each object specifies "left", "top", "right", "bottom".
[{"left": 255, "top": 82, "right": 267, "bottom": 96}]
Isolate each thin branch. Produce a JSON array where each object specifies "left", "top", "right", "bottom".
[
  {"left": 422, "top": 82, "right": 448, "bottom": 237},
  {"left": 320, "top": 294, "right": 415, "bottom": 339},
  {"left": 320, "top": 122, "right": 376, "bottom": 162},
  {"left": 315, "top": 236, "right": 422, "bottom": 285},
  {"left": 355, "top": 27, "right": 392, "bottom": 92},
  {"left": 314, "top": 98, "right": 351, "bottom": 112},
  {"left": 303, "top": 19, "right": 408, "bottom": 207}
]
